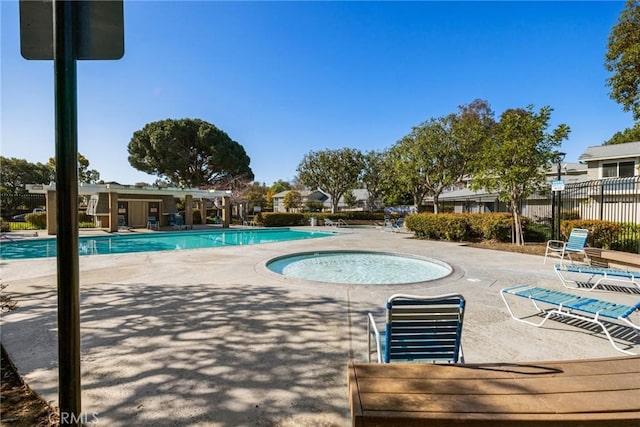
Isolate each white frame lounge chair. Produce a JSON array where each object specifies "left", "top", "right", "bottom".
[
  {"left": 117, "top": 215, "right": 131, "bottom": 231},
  {"left": 501, "top": 284, "right": 640, "bottom": 355},
  {"left": 368, "top": 293, "right": 466, "bottom": 364},
  {"left": 324, "top": 218, "right": 347, "bottom": 227},
  {"left": 146, "top": 216, "right": 160, "bottom": 230},
  {"left": 543, "top": 228, "right": 589, "bottom": 264},
  {"left": 554, "top": 263, "right": 640, "bottom": 292}
]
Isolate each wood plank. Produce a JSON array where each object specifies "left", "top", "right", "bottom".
[
  {"left": 348, "top": 357, "right": 640, "bottom": 426},
  {"left": 358, "top": 389, "right": 638, "bottom": 414},
  {"left": 358, "top": 411, "right": 640, "bottom": 427},
  {"left": 351, "top": 355, "right": 640, "bottom": 380},
  {"left": 355, "top": 372, "right": 640, "bottom": 395}
]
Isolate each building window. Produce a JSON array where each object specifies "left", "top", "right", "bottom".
[
  {"left": 619, "top": 161, "right": 635, "bottom": 177},
  {"left": 602, "top": 161, "right": 636, "bottom": 178}
]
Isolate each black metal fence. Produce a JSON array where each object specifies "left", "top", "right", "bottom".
[
  {"left": 1, "top": 193, "right": 47, "bottom": 220},
  {"left": 522, "top": 176, "right": 640, "bottom": 253},
  {"left": 561, "top": 176, "right": 639, "bottom": 253},
  {"left": 439, "top": 176, "right": 640, "bottom": 254},
  {"left": 559, "top": 176, "right": 640, "bottom": 224}
]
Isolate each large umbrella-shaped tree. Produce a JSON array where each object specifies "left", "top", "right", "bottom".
[{"left": 128, "top": 118, "right": 254, "bottom": 188}]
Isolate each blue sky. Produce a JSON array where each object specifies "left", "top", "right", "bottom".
[{"left": 1, "top": 1, "right": 635, "bottom": 187}]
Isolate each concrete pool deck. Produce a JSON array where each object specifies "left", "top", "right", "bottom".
[{"left": 1, "top": 226, "right": 639, "bottom": 426}]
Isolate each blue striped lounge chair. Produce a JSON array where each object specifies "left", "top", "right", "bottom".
[
  {"left": 543, "top": 228, "right": 589, "bottom": 264},
  {"left": 146, "top": 216, "right": 160, "bottom": 230},
  {"left": 368, "top": 293, "right": 466, "bottom": 363},
  {"left": 554, "top": 263, "right": 640, "bottom": 292},
  {"left": 501, "top": 284, "right": 640, "bottom": 354}
]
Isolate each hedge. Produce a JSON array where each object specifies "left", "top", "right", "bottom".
[
  {"left": 405, "top": 213, "right": 517, "bottom": 243},
  {"left": 255, "top": 212, "right": 306, "bottom": 227}
]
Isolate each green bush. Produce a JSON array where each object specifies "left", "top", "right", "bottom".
[
  {"left": 0, "top": 219, "right": 9, "bottom": 232},
  {"left": 478, "top": 213, "right": 514, "bottom": 242},
  {"left": 611, "top": 222, "right": 640, "bottom": 252},
  {"left": 25, "top": 212, "right": 47, "bottom": 229},
  {"left": 442, "top": 216, "right": 469, "bottom": 241},
  {"left": 561, "top": 219, "right": 621, "bottom": 249},
  {"left": 78, "top": 211, "right": 93, "bottom": 223},
  {"left": 524, "top": 222, "right": 550, "bottom": 242},
  {"left": 256, "top": 212, "right": 306, "bottom": 227},
  {"left": 405, "top": 213, "right": 471, "bottom": 241},
  {"left": 405, "top": 212, "right": 534, "bottom": 243}
]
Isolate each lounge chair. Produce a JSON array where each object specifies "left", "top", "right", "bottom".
[
  {"left": 324, "top": 218, "right": 347, "bottom": 227},
  {"left": 554, "top": 263, "right": 640, "bottom": 292},
  {"left": 173, "top": 215, "right": 188, "bottom": 230},
  {"left": 501, "top": 284, "right": 640, "bottom": 354},
  {"left": 368, "top": 293, "right": 466, "bottom": 363},
  {"left": 117, "top": 215, "right": 130, "bottom": 231},
  {"left": 146, "top": 216, "right": 160, "bottom": 230},
  {"left": 382, "top": 217, "right": 404, "bottom": 232},
  {"left": 543, "top": 228, "right": 589, "bottom": 264}
]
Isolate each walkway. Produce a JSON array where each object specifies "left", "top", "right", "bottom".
[{"left": 2, "top": 227, "right": 638, "bottom": 426}]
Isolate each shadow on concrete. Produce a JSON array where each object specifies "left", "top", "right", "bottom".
[{"left": 3, "top": 282, "right": 366, "bottom": 426}]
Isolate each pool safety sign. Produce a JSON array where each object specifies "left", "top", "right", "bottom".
[{"left": 551, "top": 180, "right": 565, "bottom": 192}]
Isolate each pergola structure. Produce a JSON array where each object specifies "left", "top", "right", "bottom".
[{"left": 26, "top": 183, "right": 232, "bottom": 235}]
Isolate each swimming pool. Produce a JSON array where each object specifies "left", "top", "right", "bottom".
[
  {"left": 266, "top": 250, "right": 452, "bottom": 285},
  {"left": 0, "top": 228, "right": 335, "bottom": 260}
]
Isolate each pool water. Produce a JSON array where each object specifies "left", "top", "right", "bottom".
[
  {"left": 0, "top": 228, "right": 335, "bottom": 260},
  {"left": 267, "top": 250, "right": 452, "bottom": 285}
]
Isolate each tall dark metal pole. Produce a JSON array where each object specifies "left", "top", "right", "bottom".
[
  {"left": 53, "top": 0, "right": 81, "bottom": 424},
  {"left": 556, "top": 159, "right": 563, "bottom": 241},
  {"left": 551, "top": 186, "right": 557, "bottom": 240}
]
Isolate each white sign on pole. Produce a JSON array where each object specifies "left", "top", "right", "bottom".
[{"left": 551, "top": 180, "right": 565, "bottom": 191}]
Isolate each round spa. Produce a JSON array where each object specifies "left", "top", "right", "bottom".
[{"left": 266, "top": 250, "right": 452, "bottom": 285}]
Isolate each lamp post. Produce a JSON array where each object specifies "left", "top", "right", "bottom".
[{"left": 553, "top": 151, "right": 566, "bottom": 241}]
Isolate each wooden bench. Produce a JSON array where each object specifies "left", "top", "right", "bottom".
[
  {"left": 348, "top": 355, "right": 640, "bottom": 426},
  {"left": 585, "top": 248, "right": 640, "bottom": 270}
]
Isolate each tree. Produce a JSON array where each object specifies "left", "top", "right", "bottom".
[
  {"left": 283, "top": 190, "right": 302, "bottom": 212},
  {"left": 244, "top": 182, "right": 268, "bottom": 214},
  {"left": 470, "top": 106, "right": 570, "bottom": 245},
  {"left": 604, "top": 123, "right": 640, "bottom": 144},
  {"left": 361, "top": 151, "right": 386, "bottom": 211},
  {"left": 128, "top": 118, "right": 254, "bottom": 188},
  {"left": 0, "top": 157, "right": 51, "bottom": 194},
  {"left": 296, "top": 148, "right": 364, "bottom": 213},
  {"left": 47, "top": 153, "right": 100, "bottom": 184},
  {"left": 0, "top": 157, "right": 51, "bottom": 218},
  {"left": 387, "top": 100, "right": 494, "bottom": 213},
  {"left": 343, "top": 190, "right": 357, "bottom": 209},
  {"left": 605, "top": 0, "right": 640, "bottom": 121},
  {"left": 266, "top": 180, "right": 291, "bottom": 210},
  {"left": 269, "top": 180, "right": 291, "bottom": 194}
]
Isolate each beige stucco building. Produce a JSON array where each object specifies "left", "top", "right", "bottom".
[{"left": 26, "top": 183, "right": 232, "bottom": 235}]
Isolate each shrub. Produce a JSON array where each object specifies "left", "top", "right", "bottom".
[
  {"left": 0, "top": 219, "right": 9, "bottom": 232},
  {"left": 611, "top": 222, "right": 640, "bottom": 252},
  {"left": 405, "top": 213, "right": 470, "bottom": 241},
  {"left": 561, "top": 220, "right": 621, "bottom": 250},
  {"left": 478, "top": 213, "right": 514, "bottom": 242},
  {"left": 405, "top": 212, "right": 535, "bottom": 243},
  {"left": 256, "top": 212, "right": 306, "bottom": 227},
  {"left": 524, "top": 222, "right": 550, "bottom": 242},
  {"left": 78, "top": 211, "right": 93, "bottom": 223},
  {"left": 25, "top": 212, "right": 47, "bottom": 229}
]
